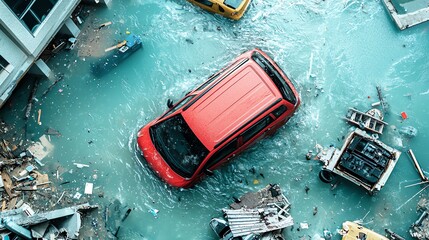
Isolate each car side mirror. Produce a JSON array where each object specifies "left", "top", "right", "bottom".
[
  {"left": 204, "top": 169, "right": 214, "bottom": 176},
  {"left": 167, "top": 99, "right": 174, "bottom": 109}
]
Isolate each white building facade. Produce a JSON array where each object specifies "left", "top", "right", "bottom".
[{"left": 0, "top": 0, "right": 80, "bottom": 108}]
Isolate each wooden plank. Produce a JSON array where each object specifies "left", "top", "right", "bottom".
[
  {"left": 7, "top": 197, "right": 17, "bottom": 210},
  {"left": 105, "top": 40, "right": 126, "bottom": 52},
  {"left": 98, "top": 21, "right": 112, "bottom": 29},
  {"left": 1, "top": 171, "right": 14, "bottom": 198}
]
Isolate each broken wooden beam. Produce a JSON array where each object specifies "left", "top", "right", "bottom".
[
  {"left": 105, "top": 40, "right": 127, "bottom": 52},
  {"left": 376, "top": 86, "right": 389, "bottom": 113},
  {"left": 1, "top": 170, "right": 15, "bottom": 198}
]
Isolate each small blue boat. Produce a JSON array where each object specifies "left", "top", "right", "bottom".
[{"left": 91, "top": 34, "right": 142, "bottom": 77}]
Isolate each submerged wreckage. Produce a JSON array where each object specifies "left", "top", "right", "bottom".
[
  {"left": 210, "top": 184, "right": 293, "bottom": 240},
  {"left": 317, "top": 128, "right": 401, "bottom": 194},
  {"left": 91, "top": 33, "right": 143, "bottom": 77},
  {"left": 0, "top": 203, "right": 97, "bottom": 239},
  {"left": 410, "top": 197, "right": 429, "bottom": 239}
]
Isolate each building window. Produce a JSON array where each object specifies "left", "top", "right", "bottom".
[
  {"left": 3, "top": 0, "right": 59, "bottom": 32},
  {"left": 0, "top": 56, "right": 10, "bottom": 74}
]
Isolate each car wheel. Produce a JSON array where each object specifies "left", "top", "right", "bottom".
[{"left": 319, "top": 169, "right": 334, "bottom": 183}]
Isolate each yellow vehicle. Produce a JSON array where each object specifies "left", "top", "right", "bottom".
[
  {"left": 340, "top": 221, "right": 388, "bottom": 240},
  {"left": 187, "top": 0, "right": 251, "bottom": 20}
]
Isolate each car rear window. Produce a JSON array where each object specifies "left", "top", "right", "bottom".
[
  {"left": 150, "top": 114, "right": 208, "bottom": 178},
  {"left": 251, "top": 52, "right": 297, "bottom": 105}
]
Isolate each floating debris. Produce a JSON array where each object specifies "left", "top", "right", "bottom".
[
  {"left": 376, "top": 86, "right": 389, "bottom": 113},
  {"left": 323, "top": 229, "right": 333, "bottom": 240},
  {"left": 73, "top": 163, "right": 90, "bottom": 169},
  {"left": 344, "top": 108, "right": 387, "bottom": 135},
  {"left": 299, "top": 222, "right": 309, "bottom": 230},
  {"left": 45, "top": 127, "right": 61, "bottom": 136},
  {"left": 210, "top": 184, "right": 293, "bottom": 239},
  {"left": 316, "top": 129, "right": 401, "bottom": 194},
  {"left": 407, "top": 149, "right": 428, "bottom": 182},
  {"left": 0, "top": 203, "right": 97, "bottom": 239},
  {"left": 98, "top": 21, "right": 112, "bottom": 30},
  {"left": 84, "top": 182, "right": 94, "bottom": 195},
  {"left": 91, "top": 34, "right": 143, "bottom": 77},
  {"left": 27, "top": 135, "right": 54, "bottom": 165},
  {"left": 399, "top": 126, "right": 418, "bottom": 138}
]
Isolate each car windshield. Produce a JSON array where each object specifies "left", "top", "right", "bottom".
[
  {"left": 252, "top": 52, "right": 297, "bottom": 105},
  {"left": 224, "top": 0, "right": 242, "bottom": 9},
  {"left": 150, "top": 114, "right": 209, "bottom": 178}
]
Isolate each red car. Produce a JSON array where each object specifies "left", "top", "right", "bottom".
[{"left": 137, "top": 49, "right": 300, "bottom": 188}]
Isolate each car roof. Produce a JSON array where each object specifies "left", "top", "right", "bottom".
[{"left": 182, "top": 59, "right": 282, "bottom": 150}]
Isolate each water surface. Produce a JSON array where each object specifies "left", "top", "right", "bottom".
[{"left": 1, "top": 0, "right": 429, "bottom": 239}]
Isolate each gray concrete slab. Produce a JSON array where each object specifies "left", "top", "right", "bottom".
[{"left": 383, "top": 0, "right": 429, "bottom": 30}]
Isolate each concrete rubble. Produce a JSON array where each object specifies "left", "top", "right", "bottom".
[
  {"left": 0, "top": 203, "right": 97, "bottom": 239},
  {"left": 0, "top": 125, "right": 99, "bottom": 239},
  {"left": 382, "top": 0, "right": 429, "bottom": 30},
  {"left": 210, "top": 184, "right": 293, "bottom": 240}
]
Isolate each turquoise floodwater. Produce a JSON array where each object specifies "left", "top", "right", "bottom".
[{"left": 1, "top": 0, "right": 429, "bottom": 239}]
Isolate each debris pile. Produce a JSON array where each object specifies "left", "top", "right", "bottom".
[
  {"left": 0, "top": 134, "right": 53, "bottom": 210},
  {"left": 210, "top": 184, "right": 293, "bottom": 240},
  {"left": 0, "top": 203, "right": 97, "bottom": 239},
  {"left": 0, "top": 129, "right": 104, "bottom": 239},
  {"left": 0, "top": 132, "right": 132, "bottom": 239},
  {"left": 410, "top": 197, "right": 429, "bottom": 239}
]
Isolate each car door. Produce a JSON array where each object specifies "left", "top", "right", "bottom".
[{"left": 204, "top": 138, "right": 238, "bottom": 171}]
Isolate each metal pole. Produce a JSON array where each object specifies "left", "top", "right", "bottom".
[{"left": 408, "top": 149, "right": 428, "bottom": 181}]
